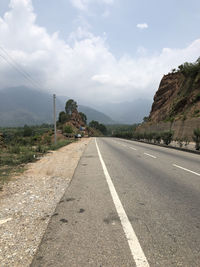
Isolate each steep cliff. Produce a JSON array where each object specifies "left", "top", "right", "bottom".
[
  {"left": 137, "top": 59, "right": 200, "bottom": 140},
  {"left": 149, "top": 70, "right": 200, "bottom": 123}
]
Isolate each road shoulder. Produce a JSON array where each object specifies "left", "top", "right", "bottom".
[{"left": 0, "top": 138, "right": 91, "bottom": 267}]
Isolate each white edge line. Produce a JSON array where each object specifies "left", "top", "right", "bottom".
[
  {"left": 144, "top": 153, "right": 157, "bottom": 159},
  {"left": 173, "top": 164, "right": 200, "bottom": 176},
  {"left": 95, "top": 138, "right": 150, "bottom": 267}
]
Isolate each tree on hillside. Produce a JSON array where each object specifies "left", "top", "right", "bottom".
[
  {"left": 89, "top": 120, "right": 107, "bottom": 135},
  {"left": 58, "top": 111, "right": 70, "bottom": 123},
  {"left": 98, "top": 123, "right": 107, "bottom": 135},
  {"left": 89, "top": 120, "right": 99, "bottom": 129},
  {"left": 79, "top": 112, "right": 87, "bottom": 124},
  {"left": 65, "top": 99, "right": 78, "bottom": 115}
]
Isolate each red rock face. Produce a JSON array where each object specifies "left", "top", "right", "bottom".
[
  {"left": 66, "top": 110, "right": 85, "bottom": 129},
  {"left": 149, "top": 72, "right": 200, "bottom": 123}
]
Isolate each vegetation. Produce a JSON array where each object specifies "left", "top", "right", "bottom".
[
  {"left": 177, "top": 58, "right": 200, "bottom": 77},
  {"left": 107, "top": 124, "right": 138, "bottom": 138},
  {"left": 112, "top": 128, "right": 175, "bottom": 146},
  {"left": 0, "top": 124, "right": 73, "bottom": 186},
  {"left": 65, "top": 99, "right": 78, "bottom": 115},
  {"left": 89, "top": 120, "right": 107, "bottom": 135},
  {"left": 79, "top": 112, "right": 87, "bottom": 124},
  {"left": 193, "top": 128, "right": 200, "bottom": 150}
]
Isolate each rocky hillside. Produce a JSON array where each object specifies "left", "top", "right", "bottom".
[
  {"left": 149, "top": 63, "right": 200, "bottom": 123},
  {"left": 137, "top": 59, "right": 200, "bottom": 140}
]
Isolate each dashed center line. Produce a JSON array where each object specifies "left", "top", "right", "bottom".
[
  {"left": 144, "top": 153, "right": 157, "bottom": 159},
  {"left": 173, "top": 164, "right": 200, "bottom": 176},
  {"left": 129, "top": 147, "right": 137, "bottom": 151}
]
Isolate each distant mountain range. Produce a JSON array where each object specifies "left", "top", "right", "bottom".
[
  {"left": 97, "top": 99, "right": 152, "bottom": 124},
  {"left": 0, "top": 87, "right": 114, "bottom": 127}
]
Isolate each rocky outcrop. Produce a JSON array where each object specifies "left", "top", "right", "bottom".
[
  {"left": 137, "top": 64, "right": 200, "bottom": 140},
  {"left": 68, "top": 110, "right": 85, "bottom": 129},
  {"left": 149, "top": 71, "right": 200, "bottom": 122}
]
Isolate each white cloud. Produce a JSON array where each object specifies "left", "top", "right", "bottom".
[
  {"left": 137, "top": 23, "right": 148, "bottom": 29},
  {"left": 70, "top": 0, "right": 114, "bottom": 11},
  {"left": 0, "top": 0, "right": 200, "bottom": 106}
]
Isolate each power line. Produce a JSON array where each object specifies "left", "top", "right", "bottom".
[{"left": 0, "top": 46, "right": 44, "bottom": 90}]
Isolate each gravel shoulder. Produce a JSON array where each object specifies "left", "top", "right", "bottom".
[{"left": 0, "top": 138, "right": 91, "bottom": 267}]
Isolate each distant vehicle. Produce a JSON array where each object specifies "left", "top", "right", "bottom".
[{"left": 75, "top": 134, "right": 82, "bottom": 138}]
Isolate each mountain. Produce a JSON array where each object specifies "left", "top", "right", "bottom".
[
  {"left": 98, "top": 99, "right": 152, "bottom": 124},
  {"left": 0, "top": 87, "right": 114, "bottom": 127}
]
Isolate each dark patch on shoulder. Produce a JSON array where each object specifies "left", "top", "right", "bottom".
[
  {"left": 79, "top": 208, "right": 85, "bottom": 213},
  {"left": 139, "top": 202, "right": 145, "bottom": 206},
  {"left": 36, "top": 256, "right": 43, "bottom": 261},
  {"left": 103, "top": 215, "right": 120, "bottom": 224},
  {"left": 52, "top": 213, "right": 59, "bottom": 217},
  {"left": 66, "top": 198, "right": 76, "bottom": 202},
  {"left": 60, "top": 218, "right": 68, "bottom": 223}
]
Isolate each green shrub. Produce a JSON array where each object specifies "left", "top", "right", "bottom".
[
  {"left": 154, "top": 133, "right": 162, "bottom": 144},
  {"left": 9, "top": 145, "right": 21, "bottom": 154},
  {"left": 63, "top": 125, "right": 73, "bottom": 134},
  {"left": 193, "top": 128, "right": 200, "bottom": 150},
  {"left": 23, "top": 125, "right": 33, "bottom": 137},
  {"left": 161, "top": 131, "right": 173, "bottom": 145}
]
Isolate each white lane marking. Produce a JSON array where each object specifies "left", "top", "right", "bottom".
[
  {"left": 173, "top": 164, "right": 200, "bottom": 176},
  {"left": 129, "top": 147, "right": 137, "bottom": 151},
  {"left": 144, "top": 153, "right": 157, "bottom": 159},
  {"left": 95, "top": 139, "right": 150, "bottom": 267},
  {"left": 0, "top": 218, "right": 12, "bottom": 225}
]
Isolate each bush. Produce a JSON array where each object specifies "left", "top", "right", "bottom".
[
  {"left": 161, "top": 131, "right": 173, "bottom": 145},
  {"left": 63, "top": 125, "right": 73, "bottom": 134},
  {"left": 9, "top": 145, "right": 21, "bottom": 154},
  {"left": 23, "top": 125, "right": 33, "bottom": 137},
  {"left": 193, "top": 128, "right": 200, "bottom": 150}
]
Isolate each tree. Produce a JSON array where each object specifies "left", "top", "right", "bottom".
[
  {"left": 98, "top": 124, "right": 107, "bottom": 135},
  {"left": 58, "top": 111, "right": 70, "bottom": 123},
  {"left": 89, "top": 120, "right": 107, "bottom": 135},
  {"left": 79, "top": 112, "right": 87, "bottom": 124},
  {"left": 89, "top": 120, "right": 99, "bottom": 129},
  {"left": 23, "top": 125, "right": 33, "bottom": 137},
  {"left": 65, "top": 99, "right": 78, "bottom": 115}
]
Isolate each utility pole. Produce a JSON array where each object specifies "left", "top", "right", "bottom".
[{"left": 53, "top": 94, "right": 57, "bottom": 145}]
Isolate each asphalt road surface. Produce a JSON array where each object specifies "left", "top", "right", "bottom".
[{"left": 31, "top": 138, "right": 200, "bottom": 267}]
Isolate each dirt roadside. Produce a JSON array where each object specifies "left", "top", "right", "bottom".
[{"left": 0, "top": 138, "right": 91, "bottom": 267}]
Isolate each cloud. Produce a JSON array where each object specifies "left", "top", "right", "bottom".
[
  {"left": 70, "top": 0, "right": 114, "bottom": 12},
  {"left": 137, "top": 23, "right": 148, "bottom": 29},
  {"left": 0, "top": 0, "right": 200, "bottom": 106}
]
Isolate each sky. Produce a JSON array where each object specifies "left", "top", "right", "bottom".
[{"left": 0, "top": 0, "right": 200, "bottom": 106}]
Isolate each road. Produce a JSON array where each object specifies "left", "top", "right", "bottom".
[{"left": 31, "top": 138, "right": 200, "bottom": 267}]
